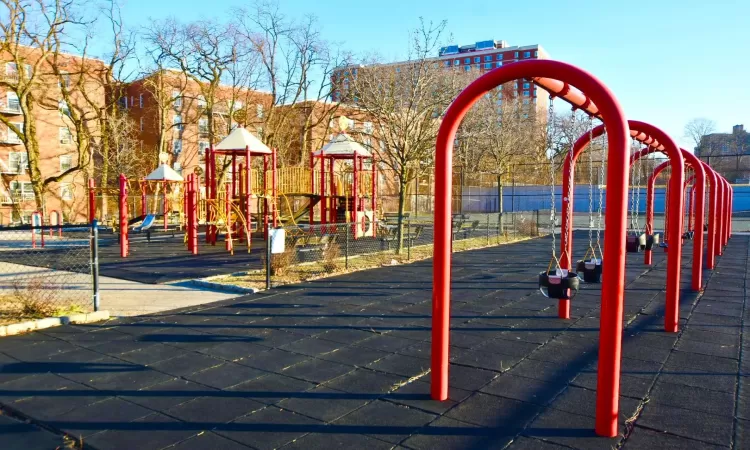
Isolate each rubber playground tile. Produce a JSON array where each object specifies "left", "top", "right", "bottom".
[
  {"left": 116, "top": 344, "right": 192, "bottom": 365},
  {"left": 480, "top": 373, "right": 566, "bottom": 406},
  {"left": 146, "top": 353, "right": 223, "bottom": 377},
  {"left": 649, "top": 380, "right": 735, "bottom": 417},
  {"left": 0, "top": 339, "right": 78, "bottom": 361},
  {"left": 276, "top": 386, "right": 372, "bottom": 422},
  {"left": 385, "top": 380, "right": 471, "bottom": 415},
  {"left": 680, "top": 328, "right": 740, "bottom": 346},
  {"left": 323, "top": 368, "right": 407, "bottom": 395},
  {"left": 445, "top": 364, "right": 499, "bottom": 391},
  {"left": 366, "top": 353, "right": 431, "bottom": 378},
  {"left": 184, "top": 363, "right": 266, "bottom": 389},
  {"left": 522, "top": 408, "right": 620, "bottom": 450},
  {"left": 475, "top": 337, "right": 542, "bottom": 357},
  {"left": 252, "top": 330, "right": 307, "bottom": 348},
  {"left": 197, "top": 341, "right": 269, "bottom": 362},
  {"left": 281, "top": 358, "right": 355, "bottom": 384},
  {"left": 0, "top": 414, "right": 69, "bottom": 450},
  {"left": 674, "top": 338, "right": 739, "bottom": 359},
  {"left": 624, "top": 426, "right": 726, "bottom": 450},
  {"left": 164, "top": 395, "right": 264, "bottom": 424},
  {"left": 226, "top": 373, "right": 316, "bottom": 405},
  {"left": 357, "top": 334, "right": 419, "bottom": 352},
  {"left": 318, "top": 328, "right": 377, "bottom": 345},
  {"left": 664, "top": 350, "right": 739, "bottom": 374},
  {"left": 449, "top": 347, "right": 522, "bottom": 372},
  {"left": 168, "top": 431, "right": 254, "bottom": 450},
  {"left": 86, "top": 366, "right": 176, "bottom": 391},
  {"left": 119, "top": 378, "right": 210, "bottom": 411},
  {"left": 236, "top": 348, "right": 310, "bottom": 373},
  {"left": 401, "top": 416, "right": 508, "bottom": 450},
  {"left": 332, "top": 399, "right": 438, "bottom": 444},
  {"left": 215, "top": 406, "right": 324, "bottom": 450},
  {"left": 505, "top": 436, "right": 572, "bottom": 449},
  {"left": 47, "top": 397, "right": 153, "bottom": 438},
  {"left": 278, "top": 336, "right": 344, "bottom": 357},
  {"left": 83, "top": 412, "right": 199, "bottom": 450},
  {"left": 0, "top": 372, "right": 92, "bottom": 404},
  {"left": 283, "top": 431, "right": 394, "bottom": 450},
  {"left": 445, "top": 392, "right": 541, "bottom": 430},
  {"left": 318, "top": 344, "right": 391, "bottom": 367},
  {"left": 509, "top": 359, "right": 580, "bottom": 385},
  {"left": 548, "top": 386, "right": 641, "bottom": 422},
  {"left": 635, "top": 401, "right": 734, "bottom": 447}
]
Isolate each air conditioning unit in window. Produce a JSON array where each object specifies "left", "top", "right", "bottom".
[{"left": 60, "top": 137, "right": 70, "bottom": 144}]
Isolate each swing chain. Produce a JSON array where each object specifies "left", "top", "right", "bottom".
[
  {"left": 634, "top": 153, "right": 642, "bottom": 232},
  {"left": 596, "top": 125, "right": 605, "bottom": 254},
  {"left": 587, "top": 117, "right": 594, "bottom": 249},
  {"left": 547, "top": 97, "right": 557, "bottom": 261}
]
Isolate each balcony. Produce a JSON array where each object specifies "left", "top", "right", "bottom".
[{"left": 0, "top": 99, "right": 21, "bottom": 115}]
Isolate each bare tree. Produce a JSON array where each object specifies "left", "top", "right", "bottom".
[
  {"left": 348, "top": 19, "right": 470, "bottom": 252},
  {"left": 684, "top": 117, "right": 717, "bottom": 152},
  {"left": 235, "top": 0, "right": 348, "bottom": 165}
]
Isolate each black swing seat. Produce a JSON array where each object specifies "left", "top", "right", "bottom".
[
  {"left": 626, "top": 233, "right": 647, "bottom": 253},
  {"left": 644, "top": 233, "right": 660, "bottom": 251},
  {"left": 538, "top": 270, "right": 580, "bottom": 299},
  {"left": 576, "top": 258, "right": 602, "bottom": 283},
  {"left": 682, "top": 231, "right": 694, "bottom": 240}
]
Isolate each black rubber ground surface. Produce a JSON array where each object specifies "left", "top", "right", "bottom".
[{"left": 0, "top": 232, "right": 747, "bottom": 449}]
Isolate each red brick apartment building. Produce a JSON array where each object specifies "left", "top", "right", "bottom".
[
  {"left": 0, "top": 46, "right": 106, "bottom": 225},
  {"left": 122, "top": 70, "right": 273, "bottom": 179},
  {"left": 332, "top": 39, "right": 550, "bottom": 111}
]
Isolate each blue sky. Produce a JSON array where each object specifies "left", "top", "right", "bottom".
[{"left": 118, "top": 0, "right": 749, "bottom": 148}]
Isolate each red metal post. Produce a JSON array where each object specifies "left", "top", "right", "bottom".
[
  {"left": 272, "top": 148, "right": 278, "bottom": 228},
  {"left": 717, "top": 179, "right": 724, "bottom": 255},
  {"left": 428, "top": 60, "right": 630, "bottom": 438},
  {"left": 680, "top": 151, "right": 705, "bottom": 291},
  {"left": 88, "top": 178, "right": 96, "bottom": 223},
  {"left": 320, "top": 155, "right": 326, "bottom": 229},
  {"left": 704, "top": 165, "right": 718, "bottom": 269},
  {"left": 329, "top": 157, "right": 336, "bottom": 226},
  {"left": 119, "top": 174, "right": 129, "bottom": 258},
  {"left": 263, "top": 155, "right": 269, "bottom": 238},
  {"left": 310, "top": 154, "right": 315, "bottom": 226},
  {"left": 246, "top": 148, "right": 252, "bottom": 242},
  {"left": 372, "top": 158, "right": 377, "bottom": 237},
  {"left": 353, "top": 155, "right": 359, "bottom": 225}
]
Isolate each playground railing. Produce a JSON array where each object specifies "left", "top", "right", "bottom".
[
  {"left": 265, "top": 211, "right": 546, "bottom": 288},
  {"left": 0, "top": 222, "right": 98, "bottom": 321}
]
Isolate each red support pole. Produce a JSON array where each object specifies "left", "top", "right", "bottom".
[
  {"left": 272, "top": 148, "right": 278, "bottom": 228},
  {"left": 723, "top": 180, "right": 731, "bottom": 246},
  {"left": 190, "top": 174, "right": 198, "bottom": 255},
  {"left": 186, "top": 174, "right": 193, "bottom": 253},
  {"left": 263, "top": 155, "right": 269, "bottom": 238},
  {"left": 310, "top": 153, "right": 315, "bottom": 226},
  {"left": 329, "top": 158, "right": 336, "bottom": 226},
  {"left": 246, "top": 148, "right": 252, "bottom": 242},
  {"left": 163, "top": 181, "right": 168, "bottom": 232},
  {"left": 427, "top": 60, "right": 630, "bottom": 438},
  {"left": 687, "top": 184, "right": 694, "bottom": 232},
  {"left": 320, "top": 156, "right": 326, "bottom": 229},
  {"left": 353, "top": 155, "right": 359, "bottom": 224},
  {"left": 119, "top": 174, "right": 129, "bottom": 258},
  {"left": 88, "top": 178, "right": 96, "bottom": 223},
  {"left": 717, "top": 180, "right": 725, "bottom": 256},
  {"left": 704, "top": 165, "right": 718, "bottom": 269},
  {"left": 681, "top": 151, "right": 705, "bottom": 292},
  {"left": 372, "top": 157, "right": 377, "bottom": 237}
]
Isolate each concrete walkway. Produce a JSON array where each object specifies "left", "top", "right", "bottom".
[{"left": 0, "top": 232, "right": 744, "bottom": 449}]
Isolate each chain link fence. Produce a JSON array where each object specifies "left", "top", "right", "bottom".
[
  {"left": 264, "top": 211, "right": 549, "bottom": 287},
  {"left": 0, "top": 223, "right": 97, "bottom": 323}
]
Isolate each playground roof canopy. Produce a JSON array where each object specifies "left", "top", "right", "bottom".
[
  {"left": 214, "top": 127, "right": 272, "bottom": 154},
  {"left": 145, "top": 164, "right": 184, "bottom": 182},
  {"left": 313, "top": 133, "right": 372, "bottom": 158}
]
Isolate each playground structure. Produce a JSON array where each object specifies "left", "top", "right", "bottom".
[
  {"left": 429, "top": 59, "right": 732, "bottom": 438},
  {"left": 88, "top": 124, "right": 381, "bottom": 257}
]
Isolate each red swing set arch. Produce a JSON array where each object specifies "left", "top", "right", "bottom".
[{"left": 431, "top": 59, "right": 631, "bottom": 437}]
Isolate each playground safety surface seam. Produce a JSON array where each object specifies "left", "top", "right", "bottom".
[{"left": 0, "top": 231, "right": 747, "bottom": 450}]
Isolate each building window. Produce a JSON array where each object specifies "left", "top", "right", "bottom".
[
  {"left": 464, "top": 58, "right": 470, "bottom": 64},
  {"left": 10, "top": 180, "right": 34, "bottom": 200},
  {"left": 256, "top": 104, "right": 264, "bottom": 118},
  {"left": 139, "top": 117, "right": 144, "bottom": 131},
  {"left": 59, "top": 99, "right": 71, "bottom": 116},
  {"left": 172, "top": 139, "right": 182, "bottom": 154},
  {"left": 118, "top": 97, "right": 127, "bottom": 109},
  {"left": 60, "top": 183, "right": 73, "bottom": 201},
  {"left": 464, "top": 65, "right": 471, "bottom": 71},
  {"left": 198, "top": 141, "right": 209, "bottom": 155},
  {"left": 496, "top": 54, "right": 504, "bottom": 60},
  {"left": 363, "top": 122, "right": 373, "bottom": 134},
  {"left": 9, "top": 151, "right": 27, "bottom": 173},
  {"left": 514, "top": 51, "right": 519, "bottom": 58},
  {"left": 454, "top": 59, "right": 460, "bottom": 65},
  {"left": 59, "top": 127, "right": 72, "bottom": 145},
  {"left": 523, "top": 99, "right": 530, "bottom": 105},
  {"left": 6, "top": 123, "right": 22, "bottom": 144},
  {"left": 139, "top": 94, "right": 143, "bottom": 108},
  {"left": 484, "top": 63, "right": 492, "bottom": 69},
  {"left": 443, "top": 60, "right": 451, "bottom": 68},
  {"left": 198, "top": 117, "right": 208, "bottom": 135},
  {"left": 173, "top": 114, "right": 183, "bottom": 131},
  {"left": 534, "top": 51, "right": 538, "bottom": 57},
  {"left": 484, "top": 55, "right": 492, "bottom": 62},
  {"left": 5, "top": 62, "right": 17, "bottom": 79},
  {"left": 524, "top": 51, "right": 531, "bottom": 58},
  {"left": 172, "top": 90, "right": 181, "bottom": 109},
  {"left": 60, "top": 71, "right": 71, "bottom": 89},
  {"left": 4, "top": 91, "right": 20, "bottom": 113},
  {"left": 197, "top": 95, "right": 206, "bottom": 108},
  {"left": 523, "top": 82, "right": 530, "bottom": 89},
  {"left": 173, "top": 162, "right": 182, "bottom": 175},
  {"left": 496, "top": 62, "right": 503, "bottom": 68},
  {"left": 523, "top": 90, "right": 530, "bottom": 97},
  {"left": 473, "top": 57, "right": 480, "bottom": 63}
]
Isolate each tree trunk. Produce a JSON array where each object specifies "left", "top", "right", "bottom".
[{"left": 396, "top": 178, "right": 407, "bottom": 255}]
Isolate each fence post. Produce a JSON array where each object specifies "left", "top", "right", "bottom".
[
  {"left": 486, "top": 214, "right": 490, "bottom": 245},
  {"left": 407, "top": 218, "right": 411, "bottom": 260},
  {"left": 345, "top": 222, "right": 350, "bottom": 270},
  {"left": 90, "top": 220, "right": 100, "bottom": 312},
  {"left": 266, "top": 224, "right": 272, "bottom": 290},
  {"left": 536, "top": 209, "right": 540, "bottom": 236}
]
